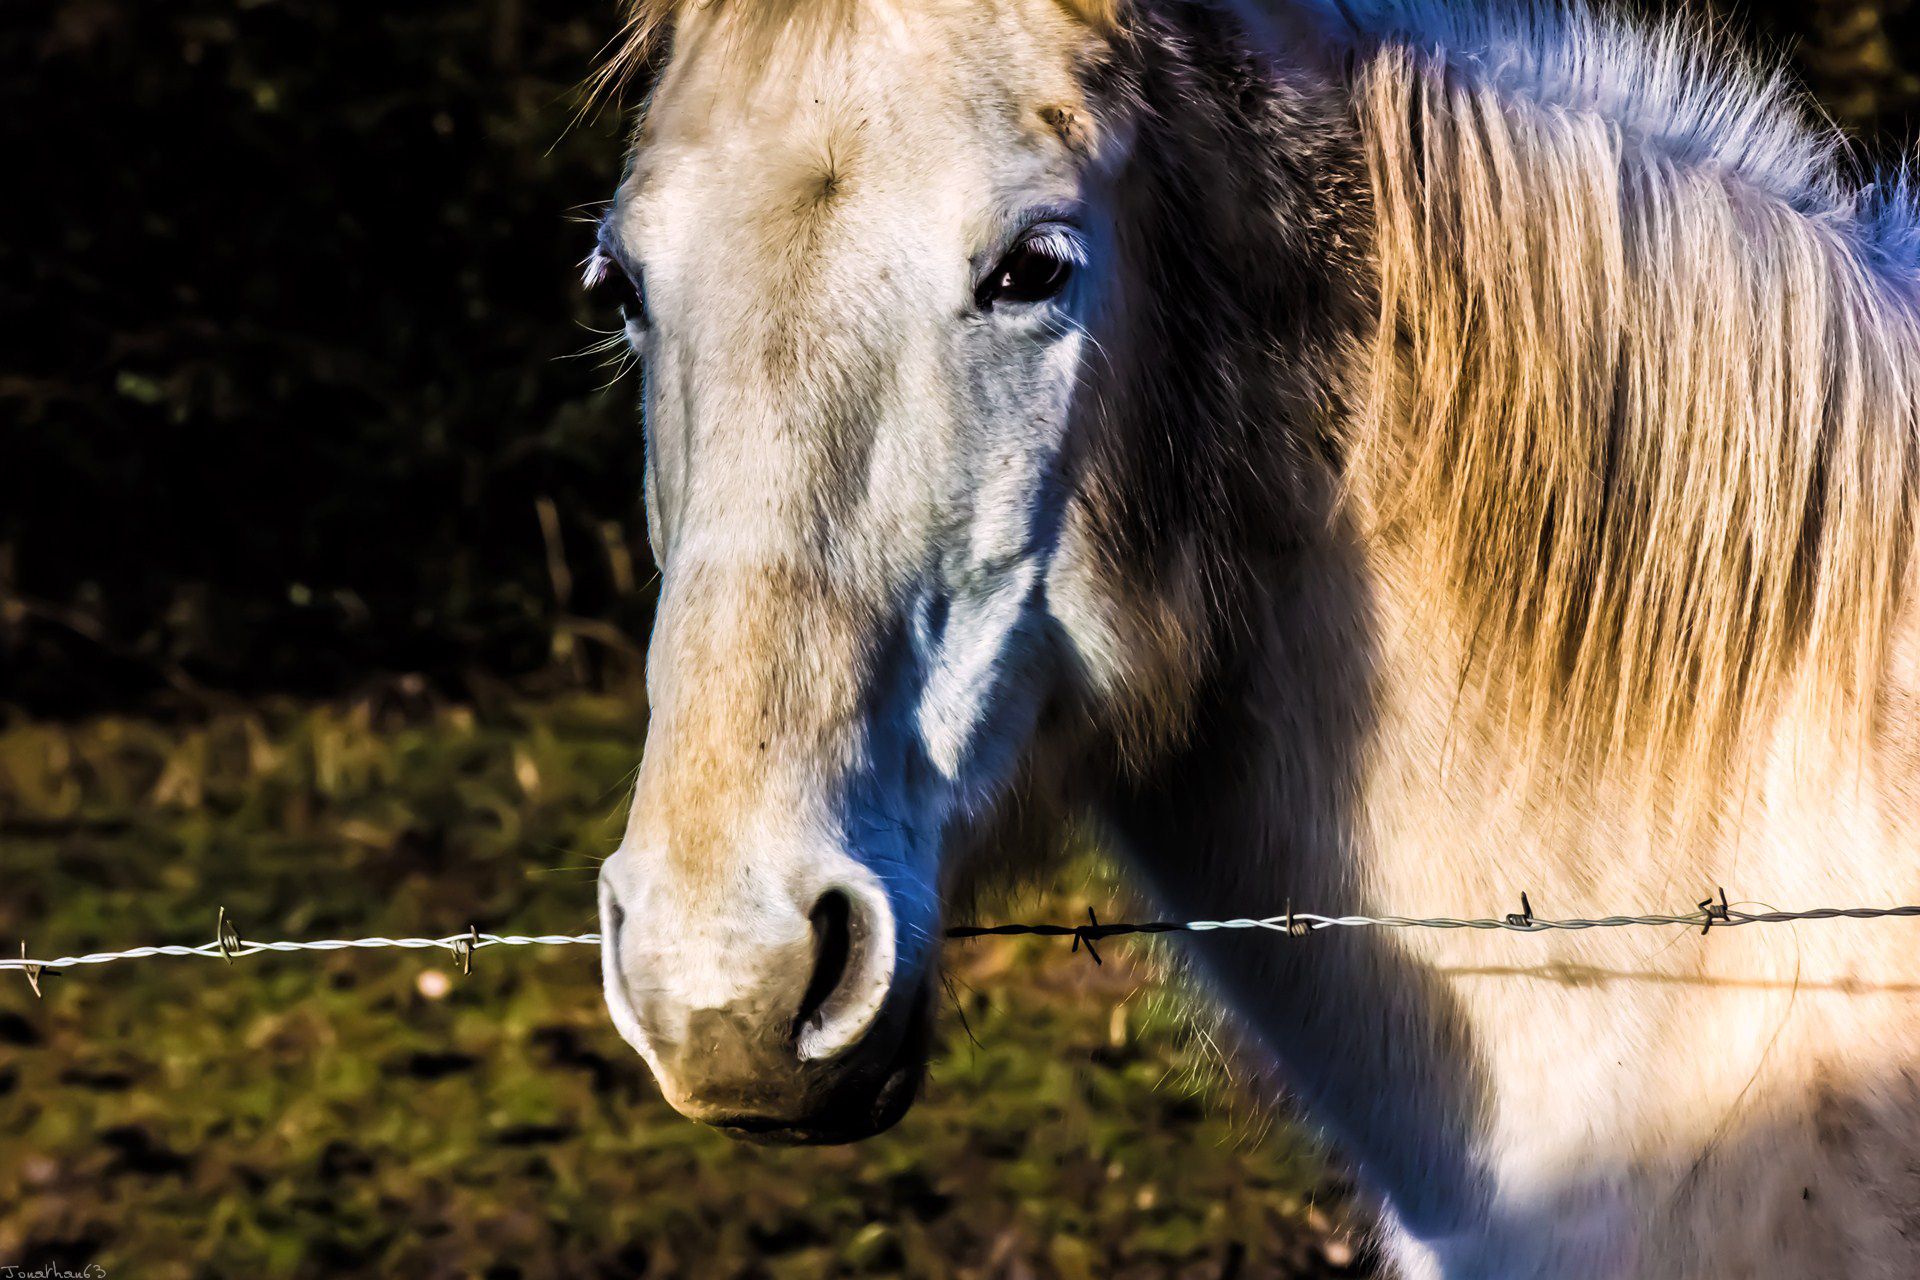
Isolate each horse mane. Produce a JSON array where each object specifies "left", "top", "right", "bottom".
[{"left": 1346, "top": 0, "right": 1920, "bottom": 778}]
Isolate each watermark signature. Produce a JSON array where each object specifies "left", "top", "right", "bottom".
[{"left": 1, "top": 1266, "right": 107, "bottom": 1279}]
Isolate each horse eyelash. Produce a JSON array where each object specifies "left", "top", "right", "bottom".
[
  {"left": 581, "top": 245, "right": 614, "bottom": 291},
  {"left": 1021, "top": 225, "right": 1086, "bottom": 266}
]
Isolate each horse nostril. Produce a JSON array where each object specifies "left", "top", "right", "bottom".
[
  {"left": 793, "top": 889, "right": 853, "bottom": 1040},
  {"left": 607, "top": 899, "right": 626, "bottom": 961}
]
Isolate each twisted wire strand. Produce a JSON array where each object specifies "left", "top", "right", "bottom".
[
  {"left": 2, "top": 932, "right": 603, "bottom": 972},
  {"left": 6, "top": 900, "right": 1919, "bottom": 976}
]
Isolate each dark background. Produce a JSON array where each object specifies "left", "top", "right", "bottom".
[{"left": 5, "top": 0, "right": 1918, "bottom": 715}]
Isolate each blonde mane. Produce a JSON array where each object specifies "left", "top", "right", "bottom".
[{"left": 1349, "top": 3, "right": 1920, "bottom": 779}]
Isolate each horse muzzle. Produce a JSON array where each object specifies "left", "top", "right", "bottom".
[{"left": 598, "top": 850, "right": 933, "bottom": 1144}]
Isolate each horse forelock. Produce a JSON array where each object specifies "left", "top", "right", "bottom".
[
  {"left": 1347, "top": 2, "right": 1920, "bottom": 787},
  {"left": 589, "top": 0, "right": 1123, "bottom": 109}
]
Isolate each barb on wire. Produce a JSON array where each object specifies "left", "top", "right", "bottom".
[
  {"left": 7, "top": 892, "right": 1920, "bottom": 987},
  {"left": 449, "top": 925, "right": 481, "bottom": 975},
  {"left": 17, "top": 942, "right": 43, "bottom": 998},
  {"left": 216, "top": 906, "right": 242, "bottom": 963}
]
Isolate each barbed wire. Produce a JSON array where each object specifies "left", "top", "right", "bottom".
[{"left": 5, "top": 889, "right": 1919, "bottom": 991}]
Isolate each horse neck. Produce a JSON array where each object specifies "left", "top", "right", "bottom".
[
  {"left": 1088, "top": 516, "right": 1893, "bottom": 1259},
  {"left": 1089, "top": 523, "right": 1500, "bottom": 1238},
  {"left": 1083, "top": 8, "right": 1920, "bottom": 1266}
]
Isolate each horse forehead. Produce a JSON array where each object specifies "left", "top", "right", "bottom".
[
  {"left": 644, "top": 88, "right": 1026, "bottom": 249},
  {"left": 634, "top": 53, "right": 1087, "bottom": 377},
  {"left": 665, "top": 108, "right": 975, "bottom": 276},
  {"left": 635, "top": 0, "right": 1095, "bottom": 220}
]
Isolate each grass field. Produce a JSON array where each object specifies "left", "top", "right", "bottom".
[{"left": 0, "top": 695, "right": 1368, "bottom": 1278}]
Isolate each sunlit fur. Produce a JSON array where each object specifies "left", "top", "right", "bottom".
[
  {"left": 594, "top": 0, "right": 1920, "bottom": 1272},
  {"left": 1348, "top": 1, "right": 1920, "bottom": 792}
]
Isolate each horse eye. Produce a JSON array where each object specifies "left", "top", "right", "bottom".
[
  {"left": 584, "top": 244, "right": 649, "bottom": 328},
  {"left": 975, "top": 233, "right": 1077, "bottom": 310}
]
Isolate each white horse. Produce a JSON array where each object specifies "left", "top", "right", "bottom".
[{"left": 588, "top": 0, "right": 1920, "bottom": 1272}]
